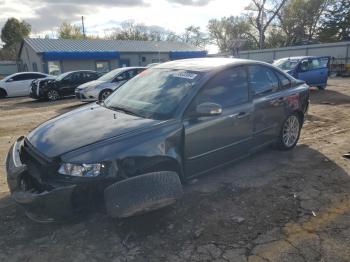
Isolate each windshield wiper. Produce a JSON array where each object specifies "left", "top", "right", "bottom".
[{"left": 107, "top": 105, "right": 142, "bottom": 117}]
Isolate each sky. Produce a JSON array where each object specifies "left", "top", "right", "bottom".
[{"left": 0, "top": 0, "right": 248, "bottom": 53}]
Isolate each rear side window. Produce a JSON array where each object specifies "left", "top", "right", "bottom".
[
  {"left": 12, "top": 73, "right": 39, "bottom": 81},
  {"left": 11, "top": 74, "right": 27, "bottom": 81},
  {"left": 275, "top": 71, "right": 291, "bottom": 89},
  {"left": 319, "top": 57, "right": 329, "bottom": 68},
  {"left": 248, "top": 65, "right": 279, "bottom": 96},
  {"left": 310, "top": 58, "right": 322, "bottom": 70},
  {"left": 26, "top": 73, "right": 46, "bottom": 79},
  {"left": 83, "top": 72, "right": 96, "bottom": 79},
  {"left": 193, "top": 66, "right": 249, "bottom": 108}
]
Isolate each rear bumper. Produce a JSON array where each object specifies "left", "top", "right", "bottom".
[{"left": 6, "top": 137, "right": 77, "bottom": 222}]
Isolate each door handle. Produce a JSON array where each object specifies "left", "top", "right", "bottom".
[{"left": 237, "top": 112, "right": 251, "bottom": 119}]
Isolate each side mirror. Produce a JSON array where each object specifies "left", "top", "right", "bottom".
[
  {"left": 195, "top": 102, "right": 222, "bottom": 117},
  {"left": 6, "top": 78, "right": 13, "bottom": 82}
]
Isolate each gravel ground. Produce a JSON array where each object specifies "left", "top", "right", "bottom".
[{"left": 0, "top": 78, "right": 350, "bottom": 262}]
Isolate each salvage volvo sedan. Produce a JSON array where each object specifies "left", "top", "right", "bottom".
[{"left": 6, "top": 58, "right": 309, "bottom": 222}]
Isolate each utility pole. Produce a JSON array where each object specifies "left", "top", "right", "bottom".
[{"left": 82, "top": 16, "right": 86, "bottom": 39}]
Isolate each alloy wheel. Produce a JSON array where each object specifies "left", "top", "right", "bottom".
[
  {"left": 282, "top": 115, "right": 300, "bottom": 147},
  {"left": 101, "top": 90, "right": 111, "bottom": 101},
  {"left": 47, "top": 90, "right": 59, "bottom": 101}
]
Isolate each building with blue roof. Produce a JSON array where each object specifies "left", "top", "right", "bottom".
[{"left": 18, "top": 38, "right": 207, "bottom": 75}]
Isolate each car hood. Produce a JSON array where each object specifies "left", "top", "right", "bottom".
[
  {"left": 26, "top": 103, "right": 162, "bottom": 158},
  {"left": 77, "top": 80, "right": 107, "bottom": 89}
]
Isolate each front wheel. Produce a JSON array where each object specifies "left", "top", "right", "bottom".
[
  {"left": 277, "top": 113, "right": 301, "bottom": 150},
  {"left": 99, "top": 89, "right": 112, "bottom": 101},
  {"left": 47, "top": 89, "right": 60, "bottom": 101},
  {"left": 0, "top": 88, "right": 7, "bottom": 99},
  {"left": 317, "top": 85, "right": 326, "bottom": 90},
  {"left": 104, "top": 171, "right": 183, "bottom": 218}
]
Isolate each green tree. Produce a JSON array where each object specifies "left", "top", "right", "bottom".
[
  {"left": 265, "top": 26, "right": 286, "bottom": 48},
  {"left": 1, "top": 18, "right": 31, "bottom": 48},
  {"left": 278, "top": 0, "right": 332, "bottom": 45},
  {"left": 58, "top": 22, "right": 85, "bottom": 39},
  {"left": 319, "top": 0, "right": 350, "bottom": 41},
  {"left": 0, "top": 17, "right": 31, "bottom": 60},
  {"left": 208, "top": 16, "right": 258, "bottom": 53}
]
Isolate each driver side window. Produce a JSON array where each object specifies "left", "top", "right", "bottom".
[
  {"left": 300, "top": 60, "right": 310, "bottom": 71},
  {"left": 188, "top": 67, "right": 249, "bottom": 113}
]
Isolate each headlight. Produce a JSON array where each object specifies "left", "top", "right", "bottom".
[
  {"left": 85, "top": 85, "right": 97, "bottom": 92},
  {"left": 58, "top": 163, "right": 104, "bottom": 177}
]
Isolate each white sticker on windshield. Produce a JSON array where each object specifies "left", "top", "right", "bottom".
[{"left": 173, "top": 72, "right": 198, "bottom": 80}]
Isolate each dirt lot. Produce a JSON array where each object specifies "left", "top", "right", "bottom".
[{"left": 0, "top": 78, "right": 350, "bottom": 262}]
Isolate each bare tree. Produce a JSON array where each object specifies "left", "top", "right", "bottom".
[{"left": 245, "top": 0, "right": 287, "bottom": 49}]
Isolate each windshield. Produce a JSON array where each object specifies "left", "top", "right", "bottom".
[
  {"left": 104, "top": 69, "right": 202, "bottom": 120},
  {"left": 273, "top": 59, "right": 299, "bottom": 71},
  {"left": 98, "top": 68, "right": 125, "bottom": 81},
  {"left": 56, "top": 72, "right": 72, "bottom": 81}
]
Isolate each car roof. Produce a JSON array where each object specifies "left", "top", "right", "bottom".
[
  {"left": 63, "top": 70, "right": 97, "bottom": 74},
  {"left": 106, "top": 67, "right": 145, "bottom": 75},
  {"left": 275, "top": 56, "right": 328, "bottom": 61},
  {"left": 116, "top": 66, "right": 146, "bottom": 71},
  {"left": 153, "top": 58, "right": 260, "bottom": 72},
  {"left": 9, "top": 72, "right": 48, "bottom": 76}
]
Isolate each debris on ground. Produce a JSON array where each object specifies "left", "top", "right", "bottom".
[{"left": 343, "top": 152, "right": 350, "bottom": 159}]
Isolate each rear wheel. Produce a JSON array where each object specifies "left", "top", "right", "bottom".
[
  {"left": 99, "top": 89, "right": 112, "bottom": 101},
  {"left": 0, "top": 88, "right": 7, "bottom": 98},
  {"left": 277, "top": 113, "right": 301, "bottom": 150},
  {"left": 47, "top": 89, "right": 60, "bottom": 101},
  {"left": 317, "top": 85, "right": 326, "bottom": 90}
]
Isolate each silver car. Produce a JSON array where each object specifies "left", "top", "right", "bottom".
[{"left": 75, "top": 67, "right": 145, "bottom": 102}]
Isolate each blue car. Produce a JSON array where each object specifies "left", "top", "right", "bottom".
[{"left": 273, "top": 56, "right": 330, "bottom": 90}]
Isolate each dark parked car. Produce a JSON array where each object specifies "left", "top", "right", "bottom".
[
  {"left": 273, "top": 56, "right": 330, "bottom": 89},
  {"left": 30, "top": 70, "right": 99, "bottom": 101},
  {"left": 6, "top": 58, "right": 309, "bottom": 222}
]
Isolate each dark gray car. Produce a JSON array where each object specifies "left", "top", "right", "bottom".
[{"left": 6, "top": 58, "right": 309, "bottom": 222}]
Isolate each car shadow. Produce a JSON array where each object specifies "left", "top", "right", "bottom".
[
  {"left": 0, "top": 97, "right": 82, "bottom": 111},
  {"left": 0, "top": 144, "right": 349, "bottom": 260}
]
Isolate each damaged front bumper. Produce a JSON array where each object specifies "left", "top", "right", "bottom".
[{"left": 5, "top": 137, "right": 77, "bottom": 222}]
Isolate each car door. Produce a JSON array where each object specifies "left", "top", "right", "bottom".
[
  {"left": 3, "top": 74, "right": 25, "bottom": 97},
  {"left": 248, "top": 65, "right": 286, "bottom": 147},
  {"left": 3, "top": 73, "right": 36, "bottom": 97},
  {"left": 297, "top": 58, "right": 328, "bottom": 86},
  {"left": 59, "top": 73, "right": 75, "bottom": 96},
  {"left": 183, "top": 66, "right": 253, "bottom": 176},
  {"left": 67, "top": 72, "right": 82, "bottom": 96}
]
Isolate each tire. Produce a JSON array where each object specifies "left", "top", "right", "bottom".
[
  {"left": 276, "top": 113, "right": 301, "bottom": 150},
  {"left": 317, "top": 85, "right": 326, "bottom": 90},
  {"left": 47, "top": 89, "right": 60, "bottom": 101},
  {"left": 99, "top": 89, "right": 112, "bottom": 101},
  {"left": 0, "top": 88, "right": 7, "bottom": 98},
  {"left": 104, "top": 171, "right": 183, "bottom": 218}
]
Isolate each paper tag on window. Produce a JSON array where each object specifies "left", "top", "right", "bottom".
[{"left": 173, "top": 72, "right": 198, "bottom": 79}]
